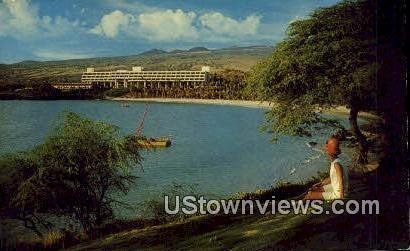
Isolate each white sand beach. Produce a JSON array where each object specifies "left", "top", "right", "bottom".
[
  {"left": 109, "top": 97, "right": 378, "bottom": 119},
  {"left": 110, "top": 97, "right": 274, "bottom": 109}
]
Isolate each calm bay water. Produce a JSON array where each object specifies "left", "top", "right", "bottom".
[{"left": 0, "top": 100, "right": 349, "bottom": 217}]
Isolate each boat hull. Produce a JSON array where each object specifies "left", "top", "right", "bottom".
[{"left": 137, "top": 138, "right": 171, "bottom": 148}]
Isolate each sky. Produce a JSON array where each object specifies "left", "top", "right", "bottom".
[{"left": 0, "top": 0, "right": 339, "bottom": 63}]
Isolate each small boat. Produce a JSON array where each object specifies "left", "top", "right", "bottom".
[
  {"left": 132, "top": 104, "right": 172, "bottom": 148},
  {"left": 136, "top": 137, "right": 171, "bottom": 148},
  {"left": 120, "top": 103, "right": 130, "bottom": 107}
]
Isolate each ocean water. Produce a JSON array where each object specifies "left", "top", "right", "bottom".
[{"left": 0, "top": 100, "right": 350, "bottom": 217}]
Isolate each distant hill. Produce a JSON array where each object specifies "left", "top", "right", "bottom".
[
  {"left": 187, "top": 47, "right": 210, "bottom": 52},
  {"left": 0, "top": 45, "right": 273, "bottom": 85},
  {"left": 169, "top": 49, "right": 186, "bottom": 54},
  {"left": 219, "top": 45, "right": 272, "bottom": 51},
  {"left": 138, "top": 49, "right": 167, "bottom": 56}
]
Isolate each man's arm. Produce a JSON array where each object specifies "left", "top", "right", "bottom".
[
  {"left": 333, "top": 163, "right": 344, "bottom": 198},
  {"left": 321, "top": 177, "right": 331, "bottom": 186},
  {"left": 309, "top": 177, "right": 330, "bottom": 192}
]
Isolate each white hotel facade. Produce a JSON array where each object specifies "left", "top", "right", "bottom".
[{"left": 80, "top": 66, "right": 211, "bottom": 89}]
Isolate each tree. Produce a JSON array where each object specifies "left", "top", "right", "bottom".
[
  {"left": 210, "top": 69, "right": 246, "bottom": 99},
  {"left": 0, "top": 112, "right": 142, "bottom": 237},
  {"left": 246, "top": 0, "right": 381, "bottom": 164},
  {"left": 0, "top": 152, "right": 48, "bottom": 237}
]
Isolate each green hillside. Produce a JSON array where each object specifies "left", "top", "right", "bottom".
[{"left": 0, "top": 46, "right": 272, "bottom": 86}]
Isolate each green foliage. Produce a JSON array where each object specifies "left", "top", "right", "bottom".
[
  {"left": 139, "top": 182, "right": 199, "bottom": 223},
  {"left": 18, "top": 84, "right": 62, "bottom": 99},
  {"left": 104, "top": 87, "right": 131, "bottom": 97},
  {"left": 246, "top": 0, "right": 379, "bottom": 138},
  {"left": 0, "top": 84, "right": 105, "bottom": 100},
  {"left": 213, "top": 69, "right": 245, "bottom": 85},
  {"left": 233, "top": 170, "right": 327, "bottom": 201},
  {"left": 0, "top": 112, "right": 142, "bottom": 237}
]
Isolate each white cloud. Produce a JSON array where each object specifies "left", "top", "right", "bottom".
[
  {"left": 89, "top": 8, "right": 262, "bottom": 42},
  {"left": 0, "top": 0, "right": 82, "bottom": 39},
  {"left": 104, "top": 0, "right": 159, "bottom": 14},
  {"left": 1, "top": 0, "right": 39, "bottom": 35},
  {"left": 90, "top": 10, "right": 134, "bottom": 38},
  {"left": 43, "top": 15, "right": 80, "bottom": 36},
  {"left": 0, "top": 7, "right": 8, "bottom": 35},
  {"left": 90, "top": 9, "right": 199, "bottom": 41},
  {"left": 137, "top": 9, "right": 197, "bottom": 41},
  {"left": 34, "top": 50, "right": 94, "bottom": 60},
  {"left": 199, "top": 12, "right": 260, "bottom": 36},
  {"left": 90, "top": 9, "right": 261, "bottom": 42}
]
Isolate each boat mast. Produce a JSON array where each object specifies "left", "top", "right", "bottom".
[{"left": 135, "top": 104, "right": 149, "bottom": 136}]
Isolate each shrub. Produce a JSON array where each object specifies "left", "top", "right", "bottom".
[{"left": 104, "top": 88, "right": 130, "bottom": 97}]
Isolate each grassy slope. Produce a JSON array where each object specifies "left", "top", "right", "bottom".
[
  {"left": 67, "top": 174, "right": 377, "bottom": 251},
  {"left": 0, "top": 46, "right": 272, "bottom": 84}
]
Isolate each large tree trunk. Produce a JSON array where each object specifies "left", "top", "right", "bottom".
[{"left": 349, "top": 106, "right": 368, "bottom": 164}]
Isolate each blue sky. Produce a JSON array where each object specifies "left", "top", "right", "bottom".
[{"left": 0, "top": 0, "right": 339, "bottom": 63}]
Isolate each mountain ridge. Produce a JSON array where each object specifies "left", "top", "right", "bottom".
[
  {"left": 0, "top": 45, "right": 273, "bottom": 85},
  {"left": 8, "top": 45, "right": 272, "bottom": 65}
]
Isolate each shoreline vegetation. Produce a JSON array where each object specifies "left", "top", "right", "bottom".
[{"left": 66, "top": 176, "right": 380, "bottom": 251}]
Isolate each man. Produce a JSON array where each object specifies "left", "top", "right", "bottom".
[{"left": 305, "top": 136, "right": 349, "bottom": 200}]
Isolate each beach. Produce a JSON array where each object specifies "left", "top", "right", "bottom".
[
  {"left": 110, "top": 97, "right": 274, "bottom": 109},
  {"left": 109, "top": 97, "right": 377, "bottom": 119}
]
